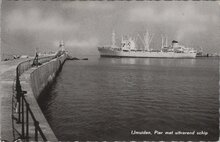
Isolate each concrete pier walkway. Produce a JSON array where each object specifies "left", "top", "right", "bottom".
[
  {"left": 0, "top": 59, "right": 27, "bottom": 141},
  {"left": 0, "top": 56, "right": 61, "bottom": 141}
]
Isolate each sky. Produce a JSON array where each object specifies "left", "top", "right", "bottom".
[{"left": 1, "top": 1, "right": 220, "bottom": 57}]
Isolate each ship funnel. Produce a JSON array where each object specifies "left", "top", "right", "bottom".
[{"left": 172, "top": 40, "right": 178, "bottom": 48}]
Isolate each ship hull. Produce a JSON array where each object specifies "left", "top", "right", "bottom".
[{"left": 98, "top": 47, "right": 196, "bottom": 58}]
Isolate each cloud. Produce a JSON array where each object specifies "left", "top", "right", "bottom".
[
  {"left": 53, "top": 38, "right": 99, "bottom": 48},
  {"left": 129, "top": 4, "right": 218, "bottom": 41},
  {"left": 62, "top": 1, "right": 114, "bottom": 10},
  {"left": 129, "top": 5, "right": 209, "bottom": 24},
  {"left": 176, "top": 24, "right": 206, "bottom": 41},
  {"left": 5, "top": 9, "right": 79, "bottom": 32}
]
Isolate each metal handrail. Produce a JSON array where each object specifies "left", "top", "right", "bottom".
[
  {"left": 19, "top": 90, "right": 47, "bottom": 141},
  {"left": 16, "top": 55, "right": 55, "bottom": 77},
  {"left": 14, "top": 55, "right": 55, "bottom": 141}
]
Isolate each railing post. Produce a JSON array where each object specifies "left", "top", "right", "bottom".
[
  {"left": 21, "top": 94, "right": 24, "bottom": 138},
  {"left": 16, "top": 67, "right": 21, "bottom": 123},
  {"left": 17, "top": 92, "right": 21, "bottom": 123},
  {"left": 26, "top": 103, "right": 29, "bottom": 139},
  {"left": 35, "top": 121, "right": 39, "bottom": 141}
]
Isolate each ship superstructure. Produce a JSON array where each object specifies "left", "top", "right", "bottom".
[{"left": 98, "top": 30, "right": 197, "bottom": 58}]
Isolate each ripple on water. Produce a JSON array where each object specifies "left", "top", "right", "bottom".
[{"left": 38, "top": 57, "right": 219, "bottom": 141}]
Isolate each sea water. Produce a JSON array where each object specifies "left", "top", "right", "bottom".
[{"left": 38, "top": 56, "right": 219, "bottom": 141}]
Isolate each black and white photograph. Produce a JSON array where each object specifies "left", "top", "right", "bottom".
[{"left": 0, "top": 0, "right": 219, "bottom": 141}]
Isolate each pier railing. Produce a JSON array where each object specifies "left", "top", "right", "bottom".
[
  {"left": 13, "top": 55, "right": 55, "bottom": 141},
  {"left": 16, "top": 88, "right": 47, "bottom": 141},
  {"left": 16, "top": 55, "right": 55, "bottom": 77}
]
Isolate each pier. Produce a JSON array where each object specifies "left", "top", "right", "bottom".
[{"left": 0, "top": 53, "right": 67, "bottom": 141}]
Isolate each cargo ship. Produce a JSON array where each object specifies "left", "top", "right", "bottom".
[{"left": 98, "top": 30, "right": 197, "bottom": 58}]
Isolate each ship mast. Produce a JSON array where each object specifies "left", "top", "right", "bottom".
[
  {"left": 161, "top": 35, "right": 164, "bottom": 50},
  {"left": 112, "top": 30, "right": 116, "bottom": 47},
  {"left": 165, "top": 36, "right": 168, "bottom": 47},
  {"left": 138, "top": 34, "right": 145, "bottom": 50},
  {"left": 161, "top": 35, "right": 168, "bottom": 49},
  {"left": 143, "top": 29, "right": 153, "bottom": 51}
]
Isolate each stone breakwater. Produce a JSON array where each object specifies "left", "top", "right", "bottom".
[
  {"left": 29, "top": 55, "right": 66, "bottom": 99},
  {"left": 0, "top": 53, "right": 67, "bottom": 141}
]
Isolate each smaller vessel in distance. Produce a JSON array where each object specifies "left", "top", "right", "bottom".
[{"left": 98, "top": 30, "right": 197, "bottom": 58}]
